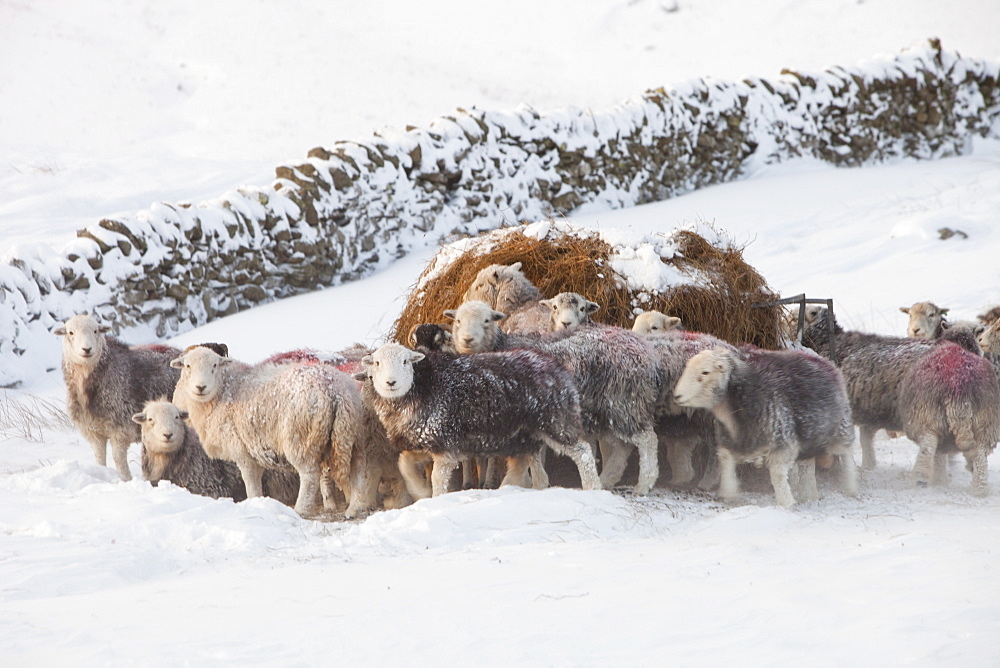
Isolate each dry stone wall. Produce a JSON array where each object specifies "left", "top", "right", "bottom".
[{"left": 1, "top": 40, "right": 998, "bottom": 386}]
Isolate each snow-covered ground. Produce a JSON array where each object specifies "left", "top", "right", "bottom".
[{"left": 2, "top": 1, "right": 1000, "bottom": 665}]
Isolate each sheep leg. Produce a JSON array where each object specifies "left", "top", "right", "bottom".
[
  {"left": 859, "top": 425, "right": 878, "bottom": 470},
  {"left": 344, "top": 455, "right": 379, "bottom": 519},
  {"left": 461, "top": 460, "right": 477, "bottom": 489},
  {"left": 430, "top": 452, "right": 460, "bottom": 496},
  {"left": 838, "top": 452, "right": 859, "bottom": 497},
  {"left": 767, "top": 449, "right": 797, "bottom": 509},
  {"left": 238, "top": 459, "right": 266, "bottom": 498},
  {"left": 542, "top": 435, "right": 601, "bottom": 491},
  {"left": 665, "top": 438, "right": 696, "bottom": 486},
  {"left": 633, "top": 429, "right": 659, "bottom": 496},
  {"left": 716, "top": 448, "right": 740, "bottom": 501},
  {"left": 529, "top": 448, "right": 549, "bottom": 490},
  {"left": 932, "top": 452, "right": 950, "bottom": 485},
  {"left": 965, "top": 445, "right": 990, "bottom": 497},
  {"left": 109, "top": 436, "right": 133, "bottom": 481},
  {"left": 398, "top": 451, "right": 432, "bottom": 500},
  {"left": 698, "top": 444, "right": 721, "bottom": 491},
  {"left": 500, "top": 454, "right": 532, "bottom": 488},
  {"left": 796, "top": 458, "right": 819, "bottom": 502},
  {"left": 913, "top": 434, "right": 938, "bottom": 488},
  {"left": 598, "top": 437, "right": 630, "bottom": 489},
  {"left": 294, "top": 468, "right": 324, "bottom": 517},
  {"left": 83, "top": 429, "right": 108, "bottom": 468},
  {"left": 482, "top": 457, "right": 503, "bottom": 489}
]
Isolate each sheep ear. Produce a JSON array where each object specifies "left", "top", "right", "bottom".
[
  {"left": 539, "top": 298, "right": 554, "bottom": 309},
  {"left": 98, "top": 324, "right": 112, "bottom": 334},
  {"left": 940, "top": 308, "right": 950, "bottom": 316},
  {"left": 131, "top": 412, "right": 147, "bottom": 424},
  {"left": 408, "top": 350, "right": 426, "bottom": 364},
  {"left": 442, "top": 309, "right": 456, "bottom": 321},
  {"left": 53, "top": 326, "right": 67, "bottom": 336},
  {"left": 361, "top": 354, "right": 374, "bottom": 367},
  {"left": 509, "top": 262, "right": 522, "bottom": 272},
  {"left": 899, "top": 307, "right": 910, "bottom": 314},
  {"left": 666, "top": 316, "right": 682, "bottom": 328},
  {"left": 491, "top": 309, "right": 508, "bottom": 322},
  {"left": 352, "top": 371, "right": 369, "bottom": 381},
  {"left": 586, "top": 300, "right": 600, "bottom": 314},
  {"left": 177, "top": 410, "right": 189, "bottom": 420},
  {"left": 169, "top": 356, "right": 185, "bottom": 369}
]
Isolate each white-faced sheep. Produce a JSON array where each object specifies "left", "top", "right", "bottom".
[
  {"left": 132, "top": 400, "right": 299, "bottom": 504},
  {"left": 539, "top": 292, "right": 601, "bottom": 331},
  {"left": 673, "top": 347, "right": 857, "bottom": 508},
  {"left": 444, "top": 300, "right": 662, "bottom": 494},
  {"left": 631, "top": 311, "right": 683, "bottom": 335},
  {"left": 900, "top": 301, "right": 950, "bottom": 339},
  {"left": 170, "top": 346, "right": 363, "bottom": 518},
  {"left": 802, "top": 306, "right": 934, "bottom": 470},
  {"left": 358, "top": 342, "right": 601, "bottom": 499},
  {"left": 462, "top": 262, "right": 551, "bottom": 333},
  {"left": 54, "top": 314, "right": 182, "bottom": 481},
  {"left": 898, "top": 338, "right": 1000, "bottom": 496}
]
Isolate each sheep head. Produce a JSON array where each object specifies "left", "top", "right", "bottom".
[
  {"left": 362, "top": 343, "right": 424, "bottom": 399},
  {"left": 444, "top": 301, "right": 506, "bottom": 354},
  {"left": 53, "top": 314, "right": 111, "bottom": 366},
  {"left": 673, "top": 348, "right": 735, "bottom": 410},
  {"left": 170, "top": 347, "right": 233, "bottom": 402},
  {"left": 632, "top": 310, "right": 683, "bottom": 335},
  {"left": 900, "top": 301, "right": 948, "bottom": 339},
  {"left": 979, "top": 319, "right": 1000, "bottom": 354},
  {"left": 540, "top": 292, "right": 599, "bottom": 331},
  {"left": 133, "top": 400, "right": 188, "bottom": 483}
]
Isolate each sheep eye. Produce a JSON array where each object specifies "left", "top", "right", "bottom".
[{"left": 651, "top": 326, "right": 659, "bottom": 331}]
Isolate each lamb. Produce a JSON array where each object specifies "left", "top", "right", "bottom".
[
  {"left": 54, "top": 314, "right": 182, "bottom": 481},
  {"left": 132, "top": 400, "right": 299, "bottom": 505},
  {"left": 898, "top": 338, "right": 1000, "bottom": 496},
  {"left": 631, "top": 311, "right": 683, "bottom": 335},
  {"left": 540, "top": 292, "right": 600, "bottom": 331},
  {"left": 444, "top": 300, "right": 662, "bottom": 494},
  {"left": 358, "top": 342, "right": 601, "bottom": 498},
  {"left": 802, "top": 306, "right": 934, "bottom": 469},
  {"left": 673, "top": 347, "right": 857, "bottom": 508},
  {"left": 170, "top": 346, "right": 363, "bottom": 518},
  {"left": 462, "top": 262, "right": 551, "bottom": 333}
]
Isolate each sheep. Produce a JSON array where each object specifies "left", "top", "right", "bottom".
[
  {"left": 802, "top": 306, "right": 934, "bottom": 470},
  {"left": 900, "top": 301, "right": 949, "bottom": 339},
  {"left": 898, "top": 338, "right": 1000, "bottom": 496},
  {"left": 462, "top": 262, "right": 551, "bottom": 333},
  {"left": 631, "top": 311, "right": 683, "bottom": 335},
  {"left": 978, "top": 306, "right": 1000, "bottom": 327},
  {"left": 54, "top": 314, "right": 182, "bottom": 481},
  {"left": 540, "top": 292, "right": 600, "bottom": 331},
  {"left": 408, "top": 323, "right": 456, "bottom": 354},
  {"left": 444, "top": 300, "right": 662, "bottom": 494},
  {"left": 132, "top": 400, "right": 299, "bottom": 505},
  {"left": 673, "top": 347, "right": 857, "bottom": 508},
  {"left": 170, "top": 346, "right": 363, "bottom": 518},
  {"left": 358, "top": 342, "right": 601, "bottom": 499}
]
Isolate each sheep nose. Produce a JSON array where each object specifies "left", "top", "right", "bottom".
[
  {"left": 560, "top": 321, "right": 572, "bottom": 328},
  {"left": 81, "top": 347, "right": 92, "bottom": 355},
  {"left": 163, "top": 432, "right": 173, "bottom": 441},
  {"left": 195, "top": 384, "right": 207, "bottom": 393},
  {"left": 385, "top": 379, "right": 396, "bottom": 388},
  {"left": 463, "top": 337, "right": 474, "bottom": 345}
]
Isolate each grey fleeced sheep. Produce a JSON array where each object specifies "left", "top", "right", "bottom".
[
  {"left": 673, "top": 347, "right": 857, "bottom": 508},
  {"left": 900, "top": 301, "right": 950, "bottom": 339},
  {"left": 358, "top": 343, "right": 601, "bottom": 499},
  {"left": 898, "top": 338, "right": 1000, "bottom": 496},
  {"left": 55, "top": 314, "right": 182, "bottom": 481},
  {"left": 462, "top": 262, "right": 551, "bottom": 333},
  {"left": 540, "top": 292, "right": 601, "bottom": 331},
  {"left": 631, "top": 311, "right": 683, "bottom": 335},
  {"left": 978, "top": 306, "right": 1000, "bottom": 327},
  {"left": 802, "top": 306, "right": 934, "bottom": 470},
  {"left": 170, "top": 346, "right": 363, "bottom": 518},
  {"left": 132, "top": 400, "right": 299, "bottom": 504},
  {"left": 445, "top": 300, "right": 662, "bottom": 494}
]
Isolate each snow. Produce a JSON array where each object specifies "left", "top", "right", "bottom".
[{"left": 3, "top": 1, "right": 1000, "bottom": 665}]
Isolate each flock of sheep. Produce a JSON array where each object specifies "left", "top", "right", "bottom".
[{"left": 53, "top": 262, "right": 1000, "bottom": 519}]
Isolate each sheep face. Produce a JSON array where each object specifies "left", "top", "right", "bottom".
[
  {"left": 541, "top": 292, "right": 599, "bottom": 331},
  {"left": 444, "top": 301, "right": 507, "bottom": 354},
  {"left": 900, "top": 301, "right": 948, "bottom": 339},
  {"left": 132, "top": 401, "right": 188, "bottom": 483},
  {"left": 632, "top": 310, "right": 682, "bottom": 335},
  {"left": 673, "top": 348, "right": 734, "bottom": 409},
  {"left": 408, "top": 323, "right": 452, "bottom": 352},
  {"left": 362, "top": 344, "right": 425, "bottom": 399},
  {"left": 979, "top": 319, "right": 1000, "bottom": 354},
  {"left": 462, "top": 264, "right": 505, "bottom": 306},
  {"left": 170, "top": 347, "right": 232, "bottom": 402},
  {"left": 53, "top": 314, "right": 111, "bottom": 366}
]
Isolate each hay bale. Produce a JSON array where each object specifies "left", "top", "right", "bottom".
[{"left": 392, "top": 220, "right": 784, "bottom": 349}]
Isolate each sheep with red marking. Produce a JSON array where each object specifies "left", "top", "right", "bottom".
[
  {"left": 673, "top": 347, "right": 857, "bottom": 508},
  {"left": 54, "top": 314, "right": 182, "bottom": 481},
  {"left": 358, "top": 342, "right": 601, "bottom": 499},
  {"left": 445, "top": 300, "right": 662, "bottom": 494},
  {"left": 170, "top": 346, "right": 362, "bottom": 518},
  {"left": 899, "top": 338, "right": 1000, "bottom": 495}
]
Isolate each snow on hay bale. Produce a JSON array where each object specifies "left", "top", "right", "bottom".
[{"left": 392, "top": 220, "right": 783, "bottom": 350}]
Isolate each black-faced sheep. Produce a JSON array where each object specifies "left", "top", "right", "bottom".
[
  {"left": 132, "top": 400, "right": 299, "bottom": 505},
  {"left": 408, "top": 323, "right": 456, "bottom": 354},
  {"left": 170, "top": 346, "right": 362, "bottom": 518},
  {"left": 898, "top": 338, "right": 1000, "bottom": 496},
  {"left": 54, "top": 314, "right": 182, "bottom": 481},
  {"left": 358, "top": 342, "right": 601, "bottom": 498},
  {"left": 631, "top": 311, "right": 683, "bottom": 335},
  {"left": 444, "top": 300, "right": 662, "bottom": 494},
  {"left": 802, "top": 307, "right": 933, "bottom": 470},
  {"left": 462, "top": 262, "right": 551, "bottom": 333},
  {"left": 673, "top": 347, "right": 857, "bottom": 508}
]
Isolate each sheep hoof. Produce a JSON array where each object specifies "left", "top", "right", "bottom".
[{"left": 916, "top": 480, "right": 928, "bottom": 488}]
